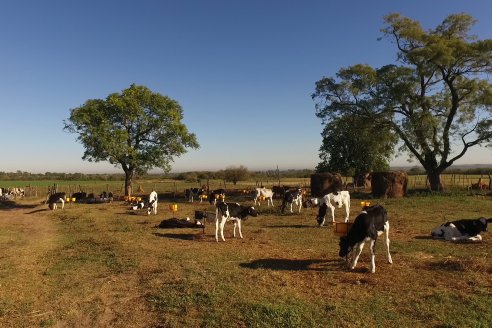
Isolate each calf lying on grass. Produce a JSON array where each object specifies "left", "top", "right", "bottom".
[
  {"left": 431, "top": 217, "right": 492, "bottom": 242},
  {"left": 215, "top": 202, "right": 258, "bottom": 242},
  {"left": 339, "top": 204, "right": 392, "bottom": 273}
]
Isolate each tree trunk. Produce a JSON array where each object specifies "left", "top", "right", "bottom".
[
  {"left": 125, "top": 171, "right": 134, "bottom": 196},
  {"left": 427, "top": 171, "right": 443, "bottom": 191}
]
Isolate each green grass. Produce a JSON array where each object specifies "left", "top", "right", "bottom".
[{"left": 0, "top": 192, "right": 491, "bottom": 327}]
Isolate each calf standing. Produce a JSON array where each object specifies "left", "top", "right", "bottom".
[
  {"left": 280, "top": 188, "right": 303, "bottom": 214},
  {"left": 215, "top": 202, "right": 258, "bottom": 242},
  {"left": 315, "top": 191, "right": 351, "bottom": 226},
  {"left": 253, "top": 187, "right": 274, "bottom": 207},
  {"left": 147, "top": 190, "right": 158, "bottom": 215},
  {"left": 339, "top": 204, "right": 392, "bottom": 273}
]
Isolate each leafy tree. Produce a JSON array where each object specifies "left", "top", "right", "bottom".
[
  {"left": 64, "top": 84, "right": 199, "bottom": 196},
  {"left": 223, "top": 165, "right": 250, "bottom": 185},
  {"left": 313, "top": 13, "right": 492, "bottom": 191},
  {"left": 316, "top": 114, "right": 396, "bottom": 177}
]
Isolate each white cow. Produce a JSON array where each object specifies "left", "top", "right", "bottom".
[
  {"left": 316, "top": 191, "right": 350, "bottom": 226},
  {"left": 253, "top": 187, "right": 274, "bottom": 206},
  {"left": 147, "top": 190, "right": 158, "bottom": 215}
]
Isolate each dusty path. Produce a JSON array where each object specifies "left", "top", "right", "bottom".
[{"left": 0, "top": 200, "right": 60, "bottom": 326}]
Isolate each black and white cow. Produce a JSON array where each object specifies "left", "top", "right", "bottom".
[
  {"left": 209, "top": 189, "right": 226, "bottom": 205},
  {"left": 185, "top": 187, "right": 206, "bottom": 203},
  {"left": 315, "top": 191, "right": 351, "bottom": 226},
  {"left": 431, "top": 217, "right": 492, "bottom": 242},
  {"left": 280, "top": 188, "right": 303, "bottom": 214},
  {"left": 253, "top": 187, "right": 274, "bottom": 207},
  {"left": 147, "top": 190, "right": 158, "bottom": 215},
  {"left": 339, "top": 204, "right": 392, "bottom": 273},
  {"left": 131, "top": 202, "right": 146, "bottom": 211},
  {"left": 47, "top": 192, "right": 66, "bottom": 210},
  {"left": 215, "top": 202, "right": 258, "bottom": 242}
]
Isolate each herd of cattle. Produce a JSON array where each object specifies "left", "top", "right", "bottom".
[
  {"left": 4, "top": 184, "right": 489, "bottom": 273},
  {"left": 0, "top": 187, "right": 25, "bottom": 200}
]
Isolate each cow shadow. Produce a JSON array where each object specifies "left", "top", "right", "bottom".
[
  {"left": 414, "top": 235, "right": 435, "bottom": 240},
  {"left": 25, "top": 209, "right": 50, "bottom": 214},
  {"left": 152, "top": 232, "right": 209, "bottom": 241},
  {"left": 239, "top": 258, "right": 343, "bottom": 272},
  {"left": 0, "top": 201, "right": 41, "bottom": 210},
  {"left": 267, "top": 224, "right": 317, "bottom": 229}
]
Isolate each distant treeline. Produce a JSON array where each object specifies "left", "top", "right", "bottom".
[{"left": 0, "top": 169, "right": 315, "bottom": 182}]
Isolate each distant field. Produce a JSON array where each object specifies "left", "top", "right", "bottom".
[{"left": 0, "top": 192, "right": 491, "bottom": 327}]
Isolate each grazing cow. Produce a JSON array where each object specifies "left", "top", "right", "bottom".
[
  {"left": 131, "top": 202, "right": 146, "bottom": 211},
  {"left": 431, "top": 217, "right": 492, "bottom": 242},
  {"left": 253, "top": 187, "right": 274, "bottom": 206},
  {"left": 339, "top": 204, "right": 392, "bottom": 273},
  {"left": 209, "top": 189, "right": 226, "bottom": 205},
  {"left": 315, "top": 191, "right": 351, "bottom": 226},
  {"left": 215, "top": 202, "right": 258, "bottom": 242},
  {"left": 185, "top": 187, "right": 206, "bottom": 203},
  {"left": 280, "top": 188, "right": 303, "bottom": 214},
  {"left": 147, "top": 190, "right": 158, "bottom": 215},
  {"left": 47, "top": 192, "right": 66, "bottom": 210}
]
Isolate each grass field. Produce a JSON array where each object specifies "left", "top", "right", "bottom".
[{"left": 0, "top": 191, "right": 491, "bottom": 327}]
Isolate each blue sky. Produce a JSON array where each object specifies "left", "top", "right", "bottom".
[{"left": 1, "top": 1, "right": 492, "bottom": 173}]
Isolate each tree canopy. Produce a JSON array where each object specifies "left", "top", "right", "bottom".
[
  {"left": 313, "top": 13, "right": 492, "bottom": 191},
  {"left": 316, "top": 114, "right": 396, "bottom": 176},
  {"left": 64, "top": 84, "right": 199, "bottom": 195}
]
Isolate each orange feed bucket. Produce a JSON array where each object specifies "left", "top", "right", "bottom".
[
  {"left": 169, "top": 204, "right": 178, "bottom": 212},
  {"left": 360, "top": 201, "right": 371, "bottom": 208},
  {"left": 333, "top": 222, "right": 353, "bottom": 236}
]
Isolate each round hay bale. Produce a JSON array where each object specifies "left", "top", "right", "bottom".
[
  {"left": 310, "top": 173, "right": 343, "bottom": 197},
  {"left": 371, "top": 171, "right": 408, "bottom": 198}
]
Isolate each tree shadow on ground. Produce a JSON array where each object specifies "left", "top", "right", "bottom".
[{"left": 240, "top": 258, "right": 343, "bottom": 272}]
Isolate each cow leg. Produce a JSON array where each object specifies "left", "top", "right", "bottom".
[
  {"left": 219, "top": 216, "right": 227, "bottom": 241},
  {"left": 236, "top": 219, "right": 243, "bottom": 238},
  {"left": 215, "top": 217, "right": 220, "bottom": 242},
  {"left": 369, "top": 239, "right": 376, "bottom": 273},
  {"left": 328, "top": 204, "right": 335, "bottom": 222},
  {"left": 350, "top": 242, "right": 365, "bottom": 270},
  {"left": 268, "top": 197, "right": 273, "bottom": 207},
  {"left": 344, "top": 201, "right": 350, "bottom": 222},
  {"left": 384, "top": 223, "right": 393, "bottom": 264},
  {"left": 60, "top": 198, "right": 65, "bottom": 209}
]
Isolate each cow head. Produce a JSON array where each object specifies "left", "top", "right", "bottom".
[{"left": 479, "top": 217, "right": 492, "bottom": 232}]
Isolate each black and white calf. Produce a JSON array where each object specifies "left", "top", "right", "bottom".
[
  {"left": 280, "top": 188, "right": 303, "bottom": 214},
  {"left": 431, "top": 217, "right": 492, "bottom": 242},
  {"left": 185, "top": 187, "right": 206, "bottom": 203},
  {"left": 147, "top": 190, "right": 158, "bottom": 215},
  {"left": 131, "top": 202, "right": 146, "bottom": 211},
  {"left": 315, "top": 191, "right": 351, "bottom": 226},
  {"left": 47, "top": 192, "right": 66, "bottom": 210},
  {"left": 339, "top": 204, "right": 392, "bottom": 273},
  {"left": 209, "top": 189, "right": 226, "bottom": 205},
  {"left": 215, "top": 202, "right": 258, "bottom": 242},
  {"left": 253, "top": 187, "right": 274, "bottom": 207}
]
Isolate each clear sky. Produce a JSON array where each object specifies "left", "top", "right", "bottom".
[{"left": 1, "top": 0, "right": 492, "bottom": 174}]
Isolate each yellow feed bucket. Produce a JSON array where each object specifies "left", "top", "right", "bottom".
[
  {"left": 360, "top": 201, "right": 371, "bottom": 208},
  {"left": 65, "top": 197, "right": 71, "bottom": 202},
  {"left": 169, "top": 204, "right": 178, "bottom": 212},
  {"left": 200, "top": 194, "right": 208, "bottom": 199},
  {"left": 333, "top": 222, "right": 353, "bottom": 236},
  {"left": 72, "top": 198, "right": 76, "bottom": 202},
  {"left": 137, "top": 197, "right": 142, "bottom": 202}
]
